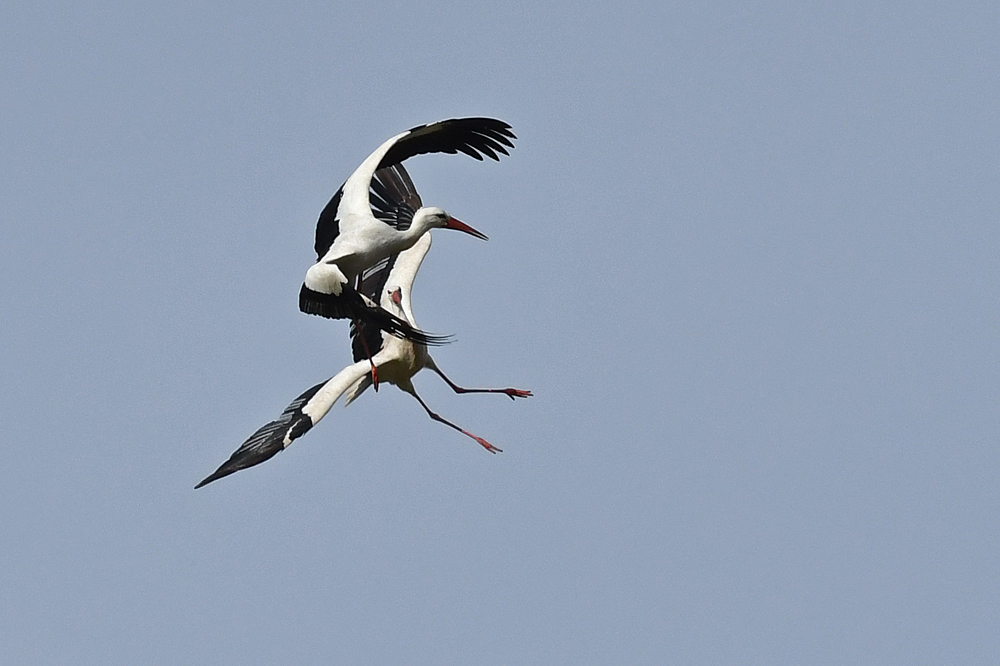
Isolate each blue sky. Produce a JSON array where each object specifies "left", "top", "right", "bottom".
[{"left": 2, "top": 2, "right": 998, "bottom": 663}]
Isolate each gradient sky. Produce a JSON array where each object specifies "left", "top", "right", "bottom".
[{"left": 2, "top": 2, "right": 998, "bottom": 663}]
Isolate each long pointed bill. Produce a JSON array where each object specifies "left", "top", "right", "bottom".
[{"left": 446, "top": 216, "right": 489, "bottom": 241}]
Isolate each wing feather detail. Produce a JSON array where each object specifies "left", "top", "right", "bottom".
[
  {"left": 195, "top": 381, "right": 327, "bottom": 488},
  {"left": 377, "top": 118, "right": 516, "bottom": 169}
]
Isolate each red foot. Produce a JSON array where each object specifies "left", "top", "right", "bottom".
[
  {"left": 504, "top": 388, "right": 532, "bottom": 400},
  {"left": 371, "top": 362, "right": 379, "bottom": 392},
  {"left": 474, "top": 436, "right": 502, "bottom": 454}
]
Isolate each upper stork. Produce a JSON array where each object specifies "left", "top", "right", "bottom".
[{"left": 299, "top": 117, "right": 516, "bottom": 346}]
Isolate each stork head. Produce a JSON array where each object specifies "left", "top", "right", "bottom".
[
  {"left": 386, "top": 287, "right": 405, "bottom": 316},
  {"left": 414, "top": 206, "right": 488, "bottom": 240}
]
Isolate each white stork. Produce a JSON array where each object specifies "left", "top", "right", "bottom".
[
  {"left": 195, "top": 164, "right": 530, "bottom": 489},
  {"left": 299, "top": 117, "right": 515, "bottom": 346}
]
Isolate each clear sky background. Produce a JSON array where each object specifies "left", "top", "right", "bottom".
[{"left": 2, "top": 2, "right": 998, "bottom": 663}]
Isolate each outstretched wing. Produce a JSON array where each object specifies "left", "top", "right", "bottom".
[
  {"left": 314, "top": 155, "right": 422, "bottom": 260},
  {"left": 195, "top": 381, "right": 327, "bottom": 488},
  {"left": 379, "top": 118, "right": 516, "bottom": 167},
  {"left": 318, "top": 118, "right": 515, "bottom": 258},
  {"left": 195, "top": 357, "right": 377, "bottom": 488}
]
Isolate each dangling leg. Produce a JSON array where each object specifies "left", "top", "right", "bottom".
[
  {"left": 407, "top": 388, "right": 502, "bottom": 454},
  {"left": 428, "top": 360, "right": 531, "bottom": 400},
  {"left": 354, "top": 318, "right": 379, "bottom": 392}
]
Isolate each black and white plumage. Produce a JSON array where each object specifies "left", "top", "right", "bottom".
[
  {"left": 196, "top": 234, "right": 531, "bottom": 488},
  {"left": 299, "top": 117, "right": 515, "bottom": 345},
  {"left": 194, "top": 381, "right": 326, "bottom": 489},
  {"left": 195, "top": 163, "right": 530, "bottom": 489},
  {"left": 342, "top": 232, "right": 532, "bottom": 454}
]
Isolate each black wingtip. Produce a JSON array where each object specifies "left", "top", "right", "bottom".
[
  {"left": 380, "top": 118, "right": 517, "bottom": 169},
  {"left": 194, "top": 473, "right": 222, "bottom": 490},
  {"left": 195, "top": 432, "right": 285, "bottom": 489},
  {"left": 196, "top": 381, "right": 328, "bottom": 489}
]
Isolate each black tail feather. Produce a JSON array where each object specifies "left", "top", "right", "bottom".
[{"left": 299, "top": 283, "right": 452, "bottom": 346}]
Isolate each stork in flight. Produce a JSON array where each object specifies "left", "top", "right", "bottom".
[
  {"left": 195, "top": 165, "right": 530, "bottom": 489},
  {"left": 299, "top": 117, "right": 516, "bottom": 347}
]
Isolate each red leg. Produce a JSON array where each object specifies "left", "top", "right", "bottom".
[
  {"left": 355, "top": 319, "right": 379, "bottom": 392},
  {"left": 432, "top": 367, "right": 531, "bottom": 401},
  {"left": 410, "top": 392, "right": 502, "bottom": 453}
]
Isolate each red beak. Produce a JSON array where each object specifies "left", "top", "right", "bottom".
[{"left": 445, "top": 217, "right": 489, "bottom": 241}]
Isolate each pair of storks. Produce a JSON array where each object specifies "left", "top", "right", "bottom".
[{"left": 196, "top": 118, "right": 530, "bottom": 488}]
